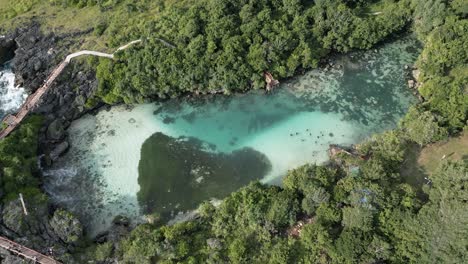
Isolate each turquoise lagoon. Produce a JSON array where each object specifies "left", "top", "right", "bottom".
[{"left": 44, "top": 37, "right": 420, "bottom": 235}]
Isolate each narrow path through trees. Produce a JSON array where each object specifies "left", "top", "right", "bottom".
[{"left": 0, "top": 39, "right": 142, "bottom": 139}]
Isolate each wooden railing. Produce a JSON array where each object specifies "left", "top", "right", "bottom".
[
  {"left": 0, "top": 39, "right": 142, "bottom": 140},
  {"left": 0, "top": 236, "right": 62, "bottom": 264}
]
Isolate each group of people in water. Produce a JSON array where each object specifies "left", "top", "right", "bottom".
[{"left": 289, "top": 128, "right": 336, "bottom": 143}]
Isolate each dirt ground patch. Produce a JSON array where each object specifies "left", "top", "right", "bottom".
[
  {"left": 400, "top": 131, "right": 468, "bottom": 188},
  {"left": 418, "top": 131, "right": 468, "bottom": 174}
]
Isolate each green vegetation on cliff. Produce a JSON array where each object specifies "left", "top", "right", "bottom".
[
  {"left": 415, "top": 16, "right": 467, "bottom": 132},
  {"left": 0, "top": 115, "right": 43, "bottom": 201}
]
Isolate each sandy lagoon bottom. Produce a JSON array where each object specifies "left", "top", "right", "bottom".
[{"left": 44, "top": 37, "right": 419, "bottom": 236}]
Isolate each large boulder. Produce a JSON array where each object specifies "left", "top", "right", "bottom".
[
  {"left": 1, "top": 193, "right": 49, "bottom": 237},
  {"left": 11, "top": 23, "right": 57, "bottom": 92},
  {"left": 0, "top": 192, "right": 80, "bottom": 260},
  {"left": 95, "top": 215, "right": 131, "bottom": 244},
  {"left": 50, "top": 140, "right": 69, "bottom": 161},
  {"left": 46, "top": 119, "right": 65, "bottom": 141},
  {"left": 0, "top": 37, "right": 16, "bottom": 64},
  {"left": 49, "top": 209, "right": 83, "bottom": 244},
  {"left": 2, "top": 199, "right": 32, "bottom": 235}
]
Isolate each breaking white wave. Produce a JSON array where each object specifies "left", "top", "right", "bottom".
[{"left": 0, "top": 62, "right": 27, "bottom": 118}]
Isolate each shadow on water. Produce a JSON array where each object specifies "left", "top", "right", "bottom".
[
  {"left": 137, "top": 132, "right": 271, "bottom": 219},
  {"left": 137, "top": 35, "right": 421, "bottom": 219}
]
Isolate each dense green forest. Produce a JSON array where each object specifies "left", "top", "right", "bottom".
[
  {"left": 94, "top": 0, "right": 412, "bottom": 103},
  {"left": 90, "top": 0, "right": 466, "bottom": 134},
  {"left": 114, "top": 153, "right": 467, "bottom": 263},
  {"left": 85, "top": 0, "right": 467, "bottom": 263},
  {"left": 0, "top": 0, "right": 466, "bottom": 263}
]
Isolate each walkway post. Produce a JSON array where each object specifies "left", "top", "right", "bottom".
[{"left": 19, "top": 193, "right": 28, "bottom": 216}]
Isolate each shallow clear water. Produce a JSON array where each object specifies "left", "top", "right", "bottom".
[
  {"left": 0, "top": 62, "right": 27, "bottom": 119},
  {"left": 44, "top": 37, "right": 420, "bottom": 236}
]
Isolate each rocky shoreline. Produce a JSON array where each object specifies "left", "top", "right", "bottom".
[
  {"left": 1, "top": 22, "right": 100, "bottom": 155},
  {"left": 0, "top": 23, "right": 123, "bottom": 263},
  {"left": 405, "top": 64, "right": 423, "bottom": 101}
]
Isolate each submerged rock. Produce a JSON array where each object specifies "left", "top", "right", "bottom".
[
  {"left": 50, "top": 140, "right": 70, "bottom": 161},
  {"left": 112, "top": 215, "right": 130, "bottom": 227},
  {"left": 94, "top": 215, "right": 131, "bottom": 246}
]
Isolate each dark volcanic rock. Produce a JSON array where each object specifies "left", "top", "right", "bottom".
[
  {"left": 0, "top": 21, "right": 98, "bottom": 263},
  {"left": 50, "top": 140, "right": 70, "bottom": 161},
  {"left": 91, "top": 215, "right": 131, "bottom": 263},
  {"left": 1, "top": 195, "right": 53, "bottom": 240},
  {"left": 2, "top": 199, "right": 27, "bottom": 235},
  {"left": 10, "top": 23, "right": 58, "bottom": 93},
  {"left": 5, "top": 22, "right": 99, "bottom": 129},
  {"left": 95, "top": 215, "right": 131, "bottom": 244},
  {"left": 4, "top": 22, "right": 100, "bottom": 160},
  {"left": 46, "top": 119, "right": 65, "bottom": 141},
  {"left": 0, "top": 36, "right": 16, "bottom": 64},
  {"left": 0, "top": 193, "right": 83, "bottom": 262}
]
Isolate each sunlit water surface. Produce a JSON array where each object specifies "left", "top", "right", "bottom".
[{"left": 44, "top": 37, "right": 420, "bottom": 236}]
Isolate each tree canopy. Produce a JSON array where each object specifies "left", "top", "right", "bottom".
[
  {"left": 111, "top": 143, "right": 467, "bottom": 263},
  {"left": 0, "top": 116, "right": 43, "bottom": 201},
  {"left": 93, "top": 0, "right": 412, "bottom": 103}
]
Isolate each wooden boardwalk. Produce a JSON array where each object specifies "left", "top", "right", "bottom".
[
  {"left": 0, "top": 39, "right": 141, "bottom": 140},
  {"left": 0, "top": 236, "right": 61, "bottom": 264}
]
